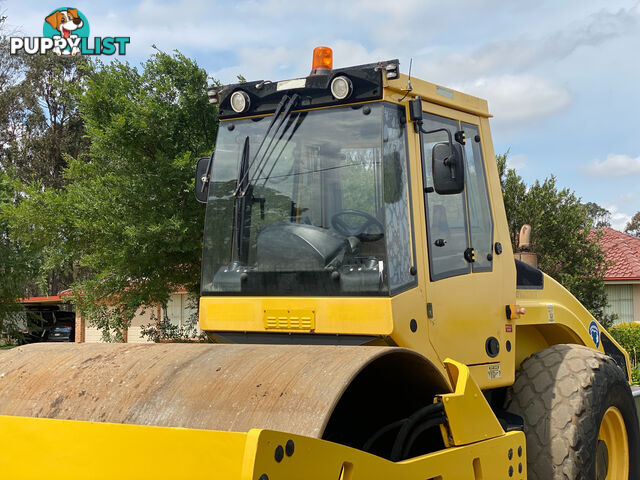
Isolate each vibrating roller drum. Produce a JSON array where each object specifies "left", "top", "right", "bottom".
[{"left": 0, "top": 343, "right": 448, "bottom": 450}]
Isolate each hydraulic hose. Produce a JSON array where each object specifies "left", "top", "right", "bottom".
[
  {"left": 362, "top": 418, "right": 407, "bottom": 453},
  {"left": 400, "top": 413, "right": 447, "bottom": 460},
  {"left": 390, "top": 402, "right": 445, "bottom": 461}
]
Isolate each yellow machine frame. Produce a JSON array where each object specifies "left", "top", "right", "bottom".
[
  {"left": 199, "top": 73, "right": 630, "bottom": 389},
  {"left": 0, "top": 360, "right": 526, "bottom": 480},
  {"left": 0, "top": 60, "right": 628, "bottom": 480}
]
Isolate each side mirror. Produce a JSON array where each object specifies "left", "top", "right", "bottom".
[
  {"left": 432, "top": 142, "right": 464, "bottom": 195},
  {"left": 195, "top": 155, "right": 213, "bottom": 203}
]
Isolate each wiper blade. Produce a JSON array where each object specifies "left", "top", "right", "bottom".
[
  {"left": 237, "top": 135, "right": 251, "bottom": 192},
  {"left": 233, "top": 94, "right": 290, "bottom": 196},
  {"left": 232, "top": 135, "right": 252, "bottom": 264},
  {"left": 260, "top": 111, "right": 307, "bottom": 187},
  {"left": 249, "top": 93, "right": 300, "bottom": 185},
  {"left": 234, "top": 94, "right": 299, "bottom": 196}
]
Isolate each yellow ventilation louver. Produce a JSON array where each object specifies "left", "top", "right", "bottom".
[{"left": 263, "top": 309, "right": 315, "bottom": 331}]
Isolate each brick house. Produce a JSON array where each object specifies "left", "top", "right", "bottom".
[{"left": 599, "top": 228, "right": 640, "bottom": 324}]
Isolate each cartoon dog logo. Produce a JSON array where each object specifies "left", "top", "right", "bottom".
[{"left": 44, "top": 8, "right": 84, "bottom": 55}]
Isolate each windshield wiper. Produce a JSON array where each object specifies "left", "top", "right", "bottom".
[
  {"left": 260, "top": 110, "right": 307, "bottom": 188},
  {"left": 249, "top": 93, "right": 300, "bottom": 185},
  {"left": 233, "top": 136, "right": 252, "bottom": 264},
  {"left": 231, "top": 94, "right": 299, "bottom": 264},
  {"left": 232, "top": 95, "right": 287, "bottom": 197},
  {"left": 233, "top": 93, "right": 299, "bottom": 197}
]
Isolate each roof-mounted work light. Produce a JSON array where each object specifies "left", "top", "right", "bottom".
[
  {"left": 330, "top": 75, "right": 352, "bottom": 100},
  {"left": 230, "top": 91, "right": 250, "bottom": 113}
]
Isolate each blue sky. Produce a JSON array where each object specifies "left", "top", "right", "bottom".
[{"left": 6, "top": 0, "right": 640, "bottom": 230}]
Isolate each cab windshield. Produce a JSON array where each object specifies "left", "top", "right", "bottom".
[{"left": 201, "top": 102, "right": 415, "bottom": 296}]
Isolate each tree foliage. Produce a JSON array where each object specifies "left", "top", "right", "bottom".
[
  {"left": 583, "top": 201, "right": 611, "bottom": 229},
  {"left": 625, "top": 211, "right": 640, "bottom": 237},
  {"left": 0, "top": 52, "right": 90, "bottom": 188},
  {"left": 0, "top": 173, "right": 32, "bottom": 327},
  {"left": 8, "top": 50, "right": 217, "bottom": 340},
  {"left": 497, "top": 153, "right": 615, "bottom": 328},
  {"left": 0, "top": 10, "right": 33, "bottom": 331},
  {"left": 0, "top": 12, "right": 92, "bottom": 300}
]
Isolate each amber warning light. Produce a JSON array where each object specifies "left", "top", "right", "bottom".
[{"left": 312, "top": 46, "right": 333, "bottom": 72}]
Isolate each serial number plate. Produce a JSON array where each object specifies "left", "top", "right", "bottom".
[{"left": 488, "top": 364, "right": 502, "bottom": 381}]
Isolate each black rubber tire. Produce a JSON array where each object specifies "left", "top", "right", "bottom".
[{"left": 505, "top": 344, "right": 640, "bottom": 479}]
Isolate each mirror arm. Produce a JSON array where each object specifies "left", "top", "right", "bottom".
[
  {"left": 200, "top": 151, "right": 215, "bottom": 193},
  {"left": 420, "top": 126, "right": 454, "bottom": 147},
  {"left": 420, "top": 127, "right": 457, "bottom": 179}
]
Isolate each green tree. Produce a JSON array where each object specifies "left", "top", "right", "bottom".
[
  {"left": 9, "top": 50, "right": 218, "bottom": 340},
  {"left": 625, "top": 211, "right": 640, "bottom": 237},
  {"left": 583, "top": 201, "right": 611, "bottom": 229},
  {"left": 0, "top": 11, "right": 92, "bottom": 298},
  {"left": 0, "top": 10, "right": 32, "bottom": 334},
  {"left": 497, "top": 153, "right": 615, "bottom": 328},
  {"left": 0, "top": 51, "right": 90, "bottom": 188},
  {"left": 0, "top": 173, "right": 33, "bottom": 334}
]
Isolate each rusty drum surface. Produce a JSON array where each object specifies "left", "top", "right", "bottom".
[{"left": 0, "top": 343, "right": 408, "bottom": 438}]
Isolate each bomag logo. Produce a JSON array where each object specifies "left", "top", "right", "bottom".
[{"left": 9, "top": 7, "right": 130, "bottom": 56}]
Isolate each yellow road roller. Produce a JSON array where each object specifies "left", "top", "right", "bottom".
[{"left": 1, "top": 47, "right": 638, "bottom": 479}]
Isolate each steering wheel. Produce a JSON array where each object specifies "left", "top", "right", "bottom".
[{"left": 331, "top": 210, "right": 384, "bottom": 242}]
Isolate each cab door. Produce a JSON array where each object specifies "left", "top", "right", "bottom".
[{"left": 420, "top": 112, "right": 507, "bottom": 370}]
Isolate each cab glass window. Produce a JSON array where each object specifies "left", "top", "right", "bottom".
[
  {"left": 421, "top": 113, "right": 470, "bottom": 280},
  {"left": 462, "top": 123, "right": 493, "bottom": 272}
]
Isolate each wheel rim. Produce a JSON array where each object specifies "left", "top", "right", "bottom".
[{"left": 597, "top": 406, "right": 629, "bottom": 480}]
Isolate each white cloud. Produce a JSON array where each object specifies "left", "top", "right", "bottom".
[
  {"left": 507, "top": 153, "right": 527, "bottom": 170},
  {"left": 605, "top": 204, "right": 633, "bottom": 231},
  {"left": 580, "top": 154, "right": 640, "bottom": 177},
  {"left": 612, "top": 192, "right": 639, "bottom": 203},
  {"left": 5, "top": 1, "right": 639, "bottom": 139},
  {"left": 456, "top": 75, "right": 571, "bottom": 125},
  {"left": 411, "top": 3, "right": 640, "bottom": 86},
  {"left": 210, "top": 41, "right": 397, "bottom": 85}
]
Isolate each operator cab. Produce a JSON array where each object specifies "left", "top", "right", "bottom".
[
  {"left": 197, "top": 48, "right": 470, "bottom": 299},
  {"left": 196, "top": 48, "right": 421, "bottom": 297},
  {"left": 199, "top": 99, "right": 415, "bottom": 296}
]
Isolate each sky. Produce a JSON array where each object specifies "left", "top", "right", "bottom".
[{"left": 5, "top": 0, "right": 640, "bottom": 230}]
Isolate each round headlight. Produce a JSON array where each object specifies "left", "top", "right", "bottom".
[
  {"left": 330, "top": 76, "right": 352, "bottom": 100},
  {"left": 230, "top": 91, "right": 250, "bottom": 113}
]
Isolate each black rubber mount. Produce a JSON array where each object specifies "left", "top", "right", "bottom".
[
  {"left": 285, "top": 439, "right": 295, "bottom": 457},
  {"left": 274, "top": 445, "right": 284, "bottom": 463}
]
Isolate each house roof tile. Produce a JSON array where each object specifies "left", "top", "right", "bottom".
[{"left": 596, "top": 227, "right": 640, "bottom": 280}]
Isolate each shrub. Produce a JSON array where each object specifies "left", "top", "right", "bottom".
[
  {"left": 609, "top": 322, "right": 640, "bottom": 385},
  {"left": 632, "top": 364, "right": 640, "bottom": 386},
  {"left": 609, "top": 323, "right": 640, "bottom": 363}
]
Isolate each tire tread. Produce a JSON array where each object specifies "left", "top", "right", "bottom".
[{"left": 506, "top": 344, "right": 637, "bottom": 479}]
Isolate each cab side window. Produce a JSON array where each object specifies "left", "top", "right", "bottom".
[
  {"left": 421, "top": 116, "right": 493, "bottom": 280},
  {"left": 421, "top": 113, "right": 470, "bottom": 280},
  {"left": 462, "top": 123, "right": 493, "bottom": 272}
]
